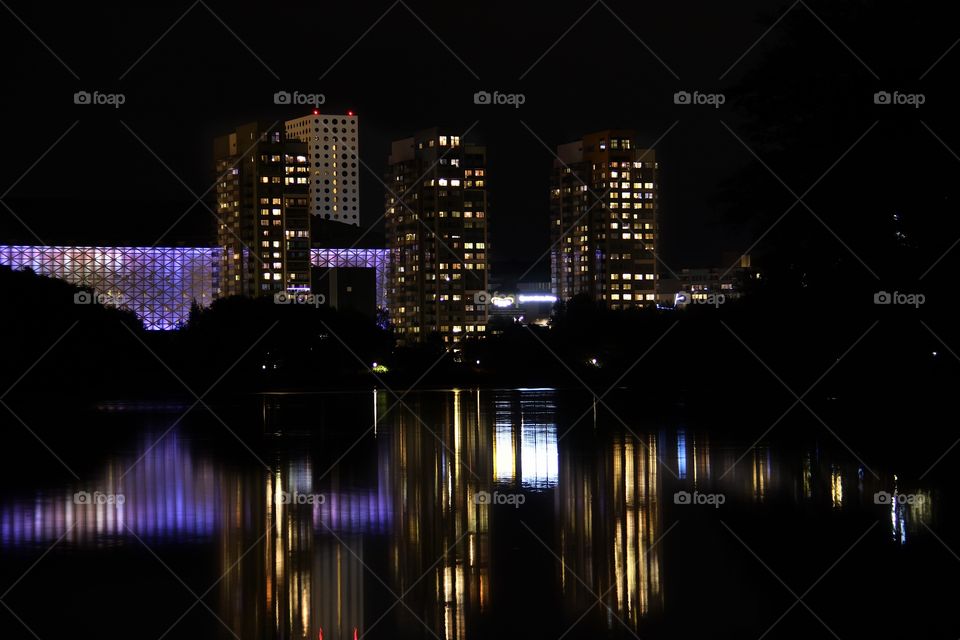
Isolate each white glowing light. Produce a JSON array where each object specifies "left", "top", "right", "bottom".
[{"left": 517, "top": 294, "right": 557, "bottom": 303}]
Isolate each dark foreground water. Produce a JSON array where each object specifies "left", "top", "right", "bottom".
[{"left": 0, "top": 389, "right": 955, "bottom": 639}]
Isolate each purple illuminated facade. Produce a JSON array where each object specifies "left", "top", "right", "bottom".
[
  {"left": 0, "top": 245, "right": 388, "bottom": 330},
  {"left": 310, "top": 247, "right": 388, "bottom": 310},
  {"left": 0, "top": 245, "right": 219, "bottom": 330}
]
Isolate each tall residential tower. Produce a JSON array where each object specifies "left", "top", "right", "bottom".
[
  {"left": 214, "top": 113, "right": 359, "bottom": 298},
  {"left": 284, "top": 112, "right": 360, "bottom": 225},
  {"left": 385, "top": 129, "right": 489, "bottom": 346},
  {"left": 214, "top": 122, "right": 310, "bottom": 297},
  {"left": 550, "top": 130, "right": 659, "bottom": 309}
]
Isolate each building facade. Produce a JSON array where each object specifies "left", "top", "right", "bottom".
[
  {"left": 0, "top": 245, "right": 388, "bottom": 330},
  {"left": 214, "top": 113, "right": 358, "bottom": 299},
  {"left": 658, "top": 254, "right": 758, "bottom": 306},
  {"left": 214, "top": 122, "right": 311, "bottom": 297},
  {"left": 385, "top": 129, "right": 489, "bottom": 346},
  {"left": 550, "top": 130, "right": 659, "bottom": 310},
  {"left": 284, "top": 112, "right": 360, "bottom": 226}
]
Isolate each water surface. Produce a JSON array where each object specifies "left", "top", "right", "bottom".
[{"left": 0, "top": 389, "right": 952, "bottom": 639}]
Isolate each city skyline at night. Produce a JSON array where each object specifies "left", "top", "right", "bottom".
[
  {"left": 0, "top": 117, "right": 682, "bottom": 339},
  {"left": 2, "top": 1, "right": 959, "bottom": 638}
]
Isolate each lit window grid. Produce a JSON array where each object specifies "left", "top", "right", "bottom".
[{"left": 285, "top": 114, "right": 360, "bottom": 225}]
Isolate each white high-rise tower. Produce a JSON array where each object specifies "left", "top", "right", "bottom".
[{"left": 285, "top": 112, "right": 360, "bottom": 226}]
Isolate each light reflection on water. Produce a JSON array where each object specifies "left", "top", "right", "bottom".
[{"left": 0, "top": 389, "right": 936, "bottom": 638}]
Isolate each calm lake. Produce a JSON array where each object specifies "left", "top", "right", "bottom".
[{"left": 0, "top": 389, "right": 953, "bottom": 639}]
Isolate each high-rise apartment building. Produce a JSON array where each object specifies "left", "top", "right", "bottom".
[
  {"left": 214, "top": 122, "right": 310, "bottom": 297},
  {"left": 385, "top": 129, "right": 489, "bottom": 346},
  {"left": 550, "top": 130, "right": 659, "bottom": 309},
  {"left": 214, "top": 113, "right": 358, "bottom": 298},
  {"left": 284, "top": 112, "right": 360, "bottom": 226}
]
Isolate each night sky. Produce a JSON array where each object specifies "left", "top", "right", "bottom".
[{"left": 4, "top": 0, "right": 794, "bottom": 279}]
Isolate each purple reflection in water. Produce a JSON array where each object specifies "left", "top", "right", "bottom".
[{"left": 0, "top": 434, "right": 391, "bottom": 547}]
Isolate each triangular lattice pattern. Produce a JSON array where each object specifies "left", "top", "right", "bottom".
[
  {"left": 0, "top": 245, "right": 220, "bottom": 330},
  {"left": 0, "top": 246, "right": 388, "bottom": 330},
  {"left": 310, "top": 248, "right": 388, "bottom": 310}
]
